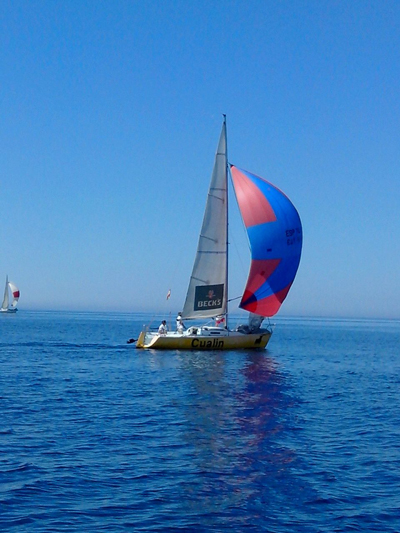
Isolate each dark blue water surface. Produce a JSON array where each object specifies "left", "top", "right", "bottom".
[{"left": 1, "top": 312, "right": 399, "bottom": 532}]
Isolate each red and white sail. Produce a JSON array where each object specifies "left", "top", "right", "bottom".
[{"left": 8, "top": 281, "right": 20, "bottom": 308}]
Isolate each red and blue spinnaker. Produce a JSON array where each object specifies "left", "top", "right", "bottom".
[{"left": 230, "top": 165, "right": 302, "bottom": 317}]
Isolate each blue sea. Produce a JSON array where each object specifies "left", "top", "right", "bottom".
[{"left": 1, "top": 311, "right": 400, "bottom": 532}]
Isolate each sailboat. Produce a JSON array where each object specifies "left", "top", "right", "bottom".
[
  {"left": 136, "top": 117, "right": 302, "bottom": 350},
  {"left": 1, "top": 275, "right": 20, "bottom": 313}
]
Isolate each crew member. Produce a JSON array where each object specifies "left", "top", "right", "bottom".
[
  {"left": 158, "top": 320, "right": 167, "bottom": 335},
  {"left": 176, "top": 312, "right": 185, "bottom": 334}
]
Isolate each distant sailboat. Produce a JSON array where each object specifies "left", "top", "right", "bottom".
[
  {"left": 136, "top": 117, "right": 302, "bottom": 350},
  {"left": 1, "top": 275, "right": 20, "bottom": 313}
]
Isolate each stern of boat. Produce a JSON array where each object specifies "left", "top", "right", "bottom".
[{"left": 136, "top": 330, "right": 147, "bottom": 349}]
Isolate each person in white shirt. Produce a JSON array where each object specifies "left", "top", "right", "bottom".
[
  {"left": 158, "top": 320, "right": 167, "bottom": 335},
  {"left": 176, "top": 312, "right": 185, "bottom": 334}
]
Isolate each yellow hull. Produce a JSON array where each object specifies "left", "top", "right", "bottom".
[{"left": 136, "top": 330, "right": 272, "bottom": 350}]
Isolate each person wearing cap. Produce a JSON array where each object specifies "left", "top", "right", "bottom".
[{"left": 176, "top": 312, "right": 185, "bottom": 333}]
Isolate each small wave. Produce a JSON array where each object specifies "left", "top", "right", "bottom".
[
  {"left": 2, "top": 462, "right": 36, "bottom": 474},
  {"left": 0, "top": 517, "right": 34, "bottom": 528}
]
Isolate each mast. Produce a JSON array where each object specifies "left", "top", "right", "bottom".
[{"left": 223, "top": 115, "right": 229, "bottom": 329}]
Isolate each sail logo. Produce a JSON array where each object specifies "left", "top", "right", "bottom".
[
  {"left": 286, "top": 227, "right": 302, "bottom": 246},
  {"left": 194, "top": 284, "right": 224, "bottom": 311}
]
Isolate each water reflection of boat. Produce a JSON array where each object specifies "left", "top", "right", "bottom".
[{"left": 174, "top": 350, "right": 316, "bottom": 526}]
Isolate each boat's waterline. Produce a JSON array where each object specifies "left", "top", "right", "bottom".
[{"left": 136, "top": 329, "right": 272, "bottom": 350}]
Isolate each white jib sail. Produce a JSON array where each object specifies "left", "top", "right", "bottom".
[{"left": 182, "top": 119, "right": 228, "bottom": 319}]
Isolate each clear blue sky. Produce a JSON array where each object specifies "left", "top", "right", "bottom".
[{"left": 1, "top": 0, "right": 399, "bottom": 318}]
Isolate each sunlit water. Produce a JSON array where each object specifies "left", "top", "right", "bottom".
[{"left": 1, "top": 312, "right": 399, "bottom": 532}]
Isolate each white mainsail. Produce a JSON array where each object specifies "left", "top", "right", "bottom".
[
  {"left": 1, "top": 276, "right": 9, "bottom": 310},
  {"left": 182, "top": 119, "right": 228, "bottom": 319}
]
